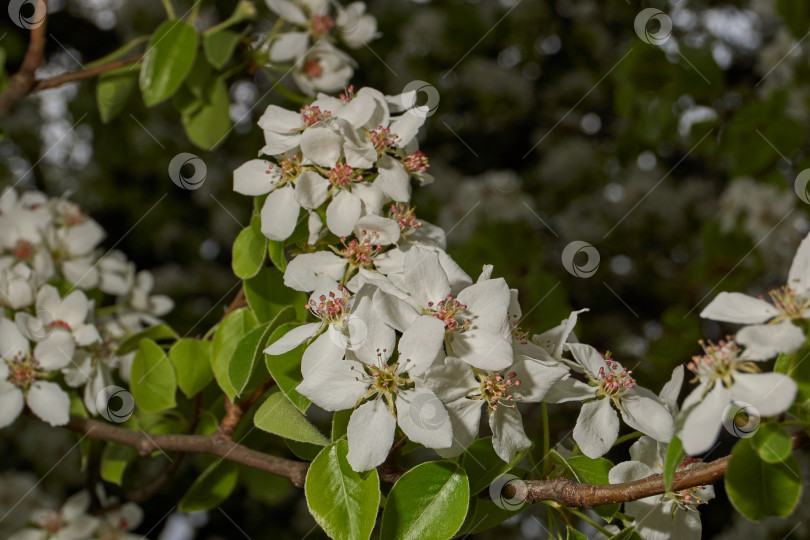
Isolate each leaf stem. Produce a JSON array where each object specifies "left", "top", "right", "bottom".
[{"left": 161, "top": 0, "right": 176, "bottom": 19}]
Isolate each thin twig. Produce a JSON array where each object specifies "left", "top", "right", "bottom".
[
  {"left": 31, "top": 55, "right": 143, "bottom": 92},
  {"left": 0, "top": 0, "right": 49, "bottom": 116}
]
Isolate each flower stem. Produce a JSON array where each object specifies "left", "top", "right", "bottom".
[
  {"left": 613, "top": 430, "right": 642, "bottom": 446},
  {"left": 541, "top": 402, "right": 550, "bottom": 475},
  {"left": 161, "top": 0, "right": 176, "bottom": 19},
  {"left": 570, "top": 509, "right": 612, "bottom": 536}
]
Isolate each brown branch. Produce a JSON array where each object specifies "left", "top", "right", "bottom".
[
  {"left": 0, "top": 0, "right": 49, "bottom": 116},
  {"left": 223, "top": 288, "right": 247, "bottom": 318},
  {"left": 505, "top": 456, "right": 730, "bottom": 507},
  {"left": 66, "top": 415, "right": 309, "bottom": 487},
  {"left": 31, "top": 55, "right": 143, "bottom": 92},
  {"left": 216, "top": 380, "right": 275, "bottom": 440}
]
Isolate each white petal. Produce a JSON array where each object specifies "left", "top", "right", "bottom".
[
  {"left": 307, "top": 211, "right": 324, "bottom": 245},
  {"left": 283, "top": 251, "right": 345, "bottom": 292},
  {"left": 258, "top": 104, "right": 303, "bottom": 133},
  {"left": 326, "top": 190, "right": 362, "bottom": 237},
  {"left": 260, "top": 185, "right": 301, "bottom": 241},
  {"left": 390, "top": 113, "right": 425, "bottom": 147},
  {"left": 398, "top": 315, "right": 446, "bottom": 377},
  {"left": 543, "top": 377, "right": 595, "bottom": 403},
  {"left": 36, "top": 283, "right": 61, "bottom": 313},
  {"left": 346, "top": 287, "right": 396, "bottom": 366},
  {"left": 699, "top": 292, "right": 778, "bottom": 324},
  {"left": 58, "top": 290, "right": 89, "bottom": 328},
  {"left": 573, "top": 399, "right": 619, "bottom": 458},
  {"left": 737, "top": 321, "right": 805, "bottom": 360},
  {"left": 296, "top": 359, "right": 366, "bottom": 411},
  {"left": 264, "top": 322, "right": 320, "bottom": 355},
  {"left": 620, "top": 394, "right": 674, "bottom": 443},
  {"left": 567, "top": 343, "right": 609, "bottom": 377},
  {"left": 33, "top": 329, "right": 75, "bottom": 370},
  {"left": 0, "top": 318, "right": 29, "bottom": 360},
  {"left": 659, "top": 365, "right": 684, "bottom": 408},
  {"left": 457, "top": 278, "right": 511, "bottom": 335},
  {"left": 265, "top": 0, "right": 308, "bottom": 25},
  {"left": 420, "top": 356, "right": 478, "bottom": 403},
  {"left": 0, "top": 382, "right": 24, "bottom": 428},
  {"left": 353, "top": 215, "right": 400, "bottom": 245},
  {"left": 787, "top": 231, "right": 810, "bottom": 296},
  {"left": 375, "top": 154, "right": 410, "bottom": 202},
  {"left": 372, "top": 290, "right": 419, "bottom": 332},
  {"left": 490, "top": 405, "right": 532, "bottom": 463},
  {"left": 396, "top": 388, "right": 452, "bottom": 449},
  {"left": 731, "top": 372, "right": 797, "bottom": 417},
  {"left": 269, "top": 31, "right": 309, "bottom": 62},
  {"left": 346, "top": 398, "right": 396, "bottom": 471},
  {"left": 300, "top": 124, "right": 342, "bottom": 168},
  {"left": 608, "top": 460, "right": 655, "bottom": 484},
  {"left": 294, "top": 171, "right": 330, "bottom": 209},
  {"left": 679, "top": 385, "right": 729, "bottom": 455},
  {"left": 451, "top": 329, "right": 513, "bottom": 371},
  {"left": 27, "top": 381, "right": 70, "bottom": 426},
  {"left": 404, "top": 247, "right": 450, "bottom": 307},
  {"left": 61, "top": 490, "right": 90, "bottom": 519},
  {"left": 301, "top": 331, "right": 346, "bottom": 377},
  {"left": 74, "top": 324, "right": 102, "bottom": 346},
  {"left": 233, "top": 159, "right": 277, "bottom": 196},
  {"left": 510, "top": 355, "right": 570, "bottom": 403},
  {"left": 435, "top": 398, "right": 482, "bottom": 458}
]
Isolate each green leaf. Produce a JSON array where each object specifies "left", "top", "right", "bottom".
[
  {"left": 751, "top": 423, "right": 793, "bottom": 464},
  {"left": 332, "top": 409, "right": 352, "bottom": 441},
  {"left": 180, "top": 76, "right": 232, "bottom": 150},
  {"left": 254, "top": 389, "right": 328, "bottom": 445},
  {"left": 381, "top": 461, "right": 469, "bottom": 540},
  {"left": 286, "top": 439, "right": 324, "bottom": 460},
  {"left": 169, "top": 338, "right": 213, "bottom": 398},
  {"left": 725, "top": 438, "right": 801, "bottom": 521},
  {"left": 566, "top": 455, "right": 620, "bottom": 519},
  {"left": 86, "top": 36, "right": 149, "bottom": 69},
  {"left": 228, "top": 321, "right": 272, "bottom": 396},
  {"left": 100, "top": 443, "right": 137, "bottom": 486},
  {"left": 461, "top": 436, "right": 523, "bottom": 495},
  {"left": 267, "top": 239, "right": 287, "bottom": 272},
  {"left": 96, "top": 67, "right": 138, "bottom": 124},
  {"left": 204, "top": 29, "right": 242, "bottom": 69},
  {"left": 457, "top": 497, "right": 522, "bottom": 536},
  {"left": 140, "top": 20, "right": 198, "bottom": 106},
  {"left": 117, "top": 324, "right": 178, "bottom": 355},
  {"left": 130, "top": 339, "right": 177, "bottom": 412},
  {"left": 305, "top": 441, "right": 380, "bottom": 540},
  {"left": 609, "top": 527, "right": 642, "bottom": 540},
  {"left": 232, "top": 217, "right": 267, "bottom": 279},
  {"left": 244, "top": 266, "right": 308, "bottom": 322},
  {"left": 212, "top": 307, "right": 257, "bottom": 400},
  {"left": 179, "top": 461, "right": 239, "bottom": 512},
  {"left": 663, "top": 436, "right": 685, "bottom": 492},
  {"left": 264, "top": 322, "right": 312, "bottom": 413}
]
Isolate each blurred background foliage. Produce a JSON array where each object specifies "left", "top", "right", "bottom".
[{"left": 3, "top": 0, "right": 810, "bottom": 538}]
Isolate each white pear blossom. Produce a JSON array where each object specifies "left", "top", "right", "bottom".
[
  {"left": 373, "top": 246, "right": 513, "bottom": 371},
  {"left": 609, "top": 436, "right": 714, "bottom": 540},
  {"left": 562, "top": 344, "right": 674, "bottom": 458},
  {"left": 0, "top": 261, "right": 36, "bottom": 309},
  {"left": 0, "top": 318, "right": 71, "bottom": 428},
  {"left": 699, "top": 231, "right": 810, "bottom": 360},
  {"left": 336, "top": 2, "right": 380, "bottom": 48},
  {"left": 292, "top": 40, "right": 356, "bottom": 95},
  {"left": 296, "top": 299, "right": 451, "bottom": 471},
  {"left": 9, "top": 491, "right": 100, "bottom": 540},
  {"left": 678, "top": 339, "right": 797, "bottom": 455}
]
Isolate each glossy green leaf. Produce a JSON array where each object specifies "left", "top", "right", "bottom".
[
  {"left": 264, "top": 322, "right": 311, "bottom": 413},
  {"left": 751, "top": 423, "right": 793, "bottom": 464},
  {"left": 179, "top": 461, "right": 239, "bottom": 512},
  {"left": 244, "top": 266, "right": 307, "bottom": 322},
  {"left": 140, "top": 20, "right": 198, "bottom": 106},
  {"left": 457, "top": 497, "right": 522, "bottom": 536},
  {"left": 180, "top": 76, "right": 231, "bottom": 150},
  {"left": 130, "top": 338, "right": 177, "bottom": 412},
  {"left": 305, "top": 441, "right": 380, "bottom": 540},
  {"left": 381, "top": 461, "right": 469, "bottom": 540},
  {"left": 609, "top": 527, "right": 642, "bottom": 540},
  {"left": 664, "top": 436, "right": 685, "bottom": 492},
  {"left": 204, "top": 29, "right": 242, "bottom": 69},
  {"left": 331, "top": 409, "right": 352, "bottom": 441},
  {"left": 117, "top": 324, "right": 178, "bottom": 355},
  {"left": 566, "top": 455, "right": 620, "bottom": 519},
  {"left": 228, "top": 321, "right": 272, "bottom": 396},
  {"left": 97, "top": 67, "right": 138, "bottom": 124},
  {"left": 169, "top": 338, "right": 213, "bottom": 398},
  {"left": 725, "top": 438, "right": 801, "bottom": 521},
  {"left": 212, "top": 307, "right": 257, "bottom": 400},
  {"left": 100, "top": 443, "right": 137, "bottom": 486},
  {"left": 267, "top": 239, "right": 287, "bottom": 272},
  {"left": 461, "top": 436, "right": 522, "bottom": 495},
  {"left": 232, "top": 217, "right": 267, "bottom": 279},
  {"left": 254, "top": 389, "right": 328, "bottom": 445}
]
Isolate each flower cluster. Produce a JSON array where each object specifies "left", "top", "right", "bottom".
[
  {"left": 0, "top": 188, "right": 172, "bottom": 428},
  {"left": 262, "top": 0, "right": 379, "bottom": 95}
]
